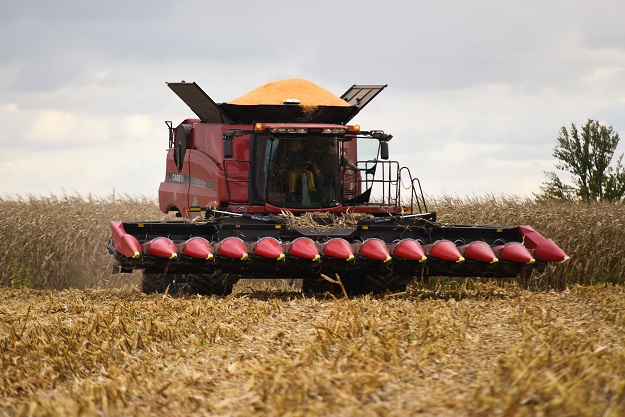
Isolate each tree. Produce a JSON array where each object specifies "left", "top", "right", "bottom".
[
  {"left": 535, "top": 171, "right": 575, "bottom": 201},
  {"left": 537, "top": 119, "right": 625, "bottom": 202}
]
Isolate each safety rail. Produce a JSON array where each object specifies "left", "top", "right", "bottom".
[
  {"left": 355, "top": 160, "right": 397, "bottom": 205},
  {"left": 350, "top": 160, "right": 428, "bottom": 214},
  {"left": 398, "top": 166, "right": 428, "bottom": 214}
]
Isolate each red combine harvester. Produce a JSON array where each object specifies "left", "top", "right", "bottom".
[{"left": 107, "top": 79, "right": 569, "bottom": 295}]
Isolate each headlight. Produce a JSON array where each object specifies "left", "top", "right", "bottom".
[
  {"left": 269, "top": 128, "right": 308, "bottom": 134},
  {"left": 322, "top": 128, "right": 346, "bottom": 134}
]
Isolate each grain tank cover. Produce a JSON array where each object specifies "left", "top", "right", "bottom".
[
  {"left": 341, "top": 85, "right": 388, "bottom": 111},
  {"left": 167, "top": 82, "right": 233, "bottom": 124},
  {"left": 167, "top": 80, "right": 387, "bottom": 125}
]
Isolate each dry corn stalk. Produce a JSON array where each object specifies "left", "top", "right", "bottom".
[{"left": 278, "top": 210, "right": 371, "bottom": 231}]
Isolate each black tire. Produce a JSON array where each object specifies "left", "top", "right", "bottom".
[
  {"left": 378, "top": 274, "right": 416, "bottom": 293},
  {"left": 186, "top": 271, "right": 239, "bottom": 296},
  {"left": 341, "top": 273, "right": 413, "bottom": 295},
  {"left": 302, "top": 274, "right": 343, "bottom": 296},
  {"left": 302, "top": 272, "right": 393, "bottom": 297},
  {"left": 141, "top": 271, "right": 188, "bottom": 295}
]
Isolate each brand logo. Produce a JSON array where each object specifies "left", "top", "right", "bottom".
[{"left": 171, "top": 173, "right": 185, "bottom": 182}]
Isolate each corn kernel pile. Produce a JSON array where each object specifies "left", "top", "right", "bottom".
[{"left": 229, "top": 78, "right": 350, "bottom": 107}]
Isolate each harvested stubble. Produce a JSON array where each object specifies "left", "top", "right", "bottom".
[
  {"left": 0, "top": 284, "right": 624, "bottom": 416},
  {"left": 228, "top": 78, "right": 350, "bottom": 111}
]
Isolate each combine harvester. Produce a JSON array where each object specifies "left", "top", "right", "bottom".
[{"left": 107, "top": 79, "right": 569, "bottom": 295}]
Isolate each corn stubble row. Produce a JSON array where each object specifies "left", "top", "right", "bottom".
[
  {"left": 0, "top": 285, "right": 624, "bottom": 416},
  {"left": 0, "top": 195, "right": 624, "bottom": 416},
  {"left": 1, "top": 194, "right": 624, "bottom": 290}
]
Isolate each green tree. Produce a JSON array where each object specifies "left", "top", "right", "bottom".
[
  {"left": 537, "top": 119, "right": 625, "bottom": 202},
  {"left": 535, "top": 171, "right": 575, "bottom": 201}
]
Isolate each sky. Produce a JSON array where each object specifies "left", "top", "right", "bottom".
[{"left": 2, "top": 0, "right": 625, "bottom": 200}]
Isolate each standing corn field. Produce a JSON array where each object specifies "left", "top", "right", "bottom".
[{"left": 1, "top": 195, "right": 624, "bottom": 290}]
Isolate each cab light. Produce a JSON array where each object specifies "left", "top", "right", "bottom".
[
  {"left": 255, "top": 123, "right": 263, "bottom": 130},
  {"left": 353, "top": 125, "right": 361, "bottom": 132},
  {"left": 322, "top": 128, "right": 346, "bottom": 134},
  {"left": 269, "top": 128, "right": 308, "bottom": 134}
]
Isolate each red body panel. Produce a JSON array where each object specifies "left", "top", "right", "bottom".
[
  {"left": 158, "top": 121, "right": 368, "bottom": 217},
  {"left": 159, "top": 122, "right": 250, "bottom": 216}
]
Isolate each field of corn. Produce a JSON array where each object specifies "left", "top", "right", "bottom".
[{"left": 1, "top": 195, "right": 625, "bottom": 416}]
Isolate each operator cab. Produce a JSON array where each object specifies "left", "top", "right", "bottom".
[{"left": 253, "top": 135, "right": 356, "bottom": 208}]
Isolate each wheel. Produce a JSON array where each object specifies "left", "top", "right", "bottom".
[
  {"left": 341, "top": 273, "right": 413, "bottom": 295},
  {"left": 302, "top": 274, "right": 343, "bottom": 296},
  {"left": 379, "top": 274, "right": 416, "bottom": 293},
  {"left": 186, "top": 271, "right": 239, "bottom": 296},
  {"left": 302, "top": 272, "right": 396, "bottom": 297},
  {"left": 141, "top": 271, "right": 188, "bottom": 295}
]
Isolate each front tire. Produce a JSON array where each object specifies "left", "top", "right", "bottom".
[
  {"left": 141, "top": 271, "right": 188, "bottom": 295},
  {"left": 187, "top": 271, "right": 239, "bottom": 296},
  {"left": 302, "top": 274, "right": 343, "bottom": 296},
  {"left": 341, "top": 273, "right": 412, "bottom": 295}
]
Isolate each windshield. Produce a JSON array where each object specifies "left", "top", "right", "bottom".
[{"left": 254, "top": 135, "right": 346, "bottom": 208}]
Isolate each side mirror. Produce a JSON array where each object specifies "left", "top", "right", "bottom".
[
  {"left": 380, "top": 141, "right": 389, "bottom": 160},
  {"left": 165, "top": 121, "right": 174, "bottom": 148},
  {"left": 224, "top": 140, "right": 234, "bottom": 158},
  {"left": 222, "top": 129, "right": 244, "bottom": 158},
  {"left": 174, "top": 124, "right": 191, "bottom": 172}
]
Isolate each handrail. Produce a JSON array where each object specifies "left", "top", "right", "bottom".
[
  {"left": 352, "top": 160, "right": 401, "bottom": 206},
  {"left": 397, "top": 166, "right": 428, "bottom": 214},
  {"left": 347, "top": 161, "right": 428, "bottom": 214}
]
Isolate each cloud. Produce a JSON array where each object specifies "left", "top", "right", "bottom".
[
  {"left": 120, "top": 114, "right": 160, "bottom": 140},
  {"left": 27, "top": 110, "right": 109, "bottom": 144},
  {"left": 1, "top": 0, "right": 625, "bottom": 200},
  {"left": 0, "top": 104, "right": 113, "bottom": 149}
]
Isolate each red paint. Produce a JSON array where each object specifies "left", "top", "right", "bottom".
[
  {"left": 286, "top": 237, "right": 320, "bottom": 260},
  {"left": 392, "top": 238, "right": 427, "bottom": 262},
  {"left": 356, "top": 238, "right": 391, "bottom": 261},
  {"left": 251, "top": 237, "right": 284, "bottom": 259},
  {"left": 425, "top": 240, "right": 464, "bottom": 262},
  {"left": 216, "top": 237, "right": 248, "bottom": 259},
  {"left": 459, "top": 241, "right": 498, "bottom": 263},
  {"left": 180, "top": 237, "right": 213, "bottom": 259}
]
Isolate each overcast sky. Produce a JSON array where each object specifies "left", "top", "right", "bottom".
[{"left": 2, "top": 0, "right": 625, "bottom": 200}]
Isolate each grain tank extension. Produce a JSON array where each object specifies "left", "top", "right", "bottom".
[{"left": 107, "top": 79, "right": 569, "bottom": 295}]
